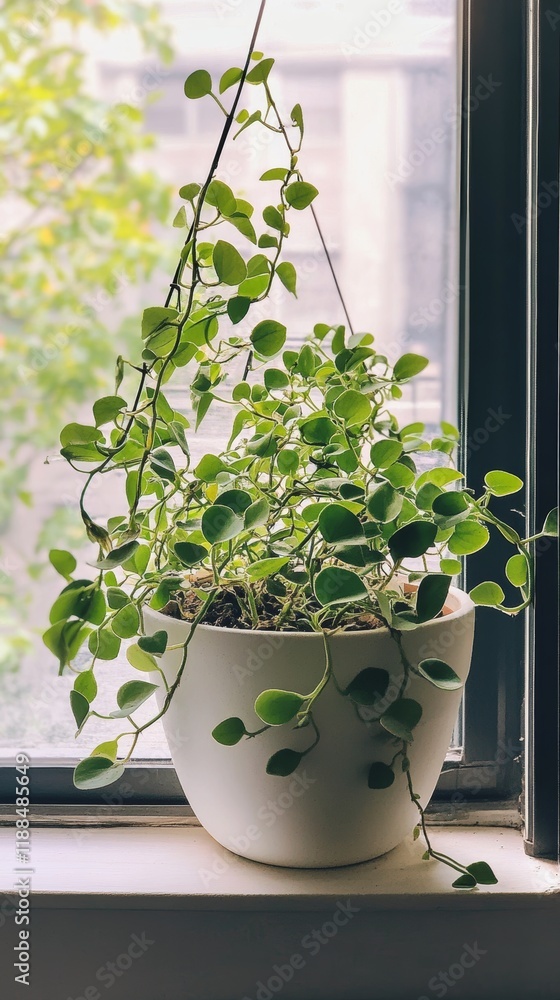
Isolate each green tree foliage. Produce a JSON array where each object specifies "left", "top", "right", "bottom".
[{"left": 0, "top": 0, "right": 174, "bottom": 662}]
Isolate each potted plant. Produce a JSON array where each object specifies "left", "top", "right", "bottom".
[{"left": 45, "top": 45, "right": 557, "bottom": 887}]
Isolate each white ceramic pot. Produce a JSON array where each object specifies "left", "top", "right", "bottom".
[{"left": 143, "top": 585, "right": 475, "bottom": 868}]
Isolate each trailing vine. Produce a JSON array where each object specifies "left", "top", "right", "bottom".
[{"left": 45, "top": 9, "right": 557, "bottom": 889}]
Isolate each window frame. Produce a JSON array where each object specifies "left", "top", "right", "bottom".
[{"left": 1, "top": 0, "right": 557, "bottom": 829}]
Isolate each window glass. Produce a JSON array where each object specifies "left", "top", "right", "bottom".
[{"left": 0, "top": 0, "right": 459, "bottom": 759}]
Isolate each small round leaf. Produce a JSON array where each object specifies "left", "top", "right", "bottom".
[
  {"left": 368, "top": 762, "right": 395, "bottom": 789},
  {"left": 266, "top": 749, "right": 303, "bottom": 776},
  {"left": 469, "top": 581, "right": 505, "bottom": 606},
  {"left": 212, "top": 717, "right": 247, "bottom": 746},
  {"left": 484, "top": 471, "right": 523, "bottom": 496},
  {"left": 254, "top": 689, "right": 305, "bottom": 726},
  {"left": 184, "top": 69, "right": 212, "bottom": 99}
]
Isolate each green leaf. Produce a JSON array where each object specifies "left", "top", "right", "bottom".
[
  {"left": 250, "top": 319, "right": 287, "bottom": 358},
  {"left": 246, "top": 56, "right": 275, "bottom": 84},
  {"left": 184, "top": 69, "right": 212, "bottom": 98},
  {"left": 452, "top": 873, "right": 477, "bottom": 889},
  {"left": 127, "top": 645, "right": 158, "bottom": 673},
  {"left": 314, "top": 567, "right": 368, "bottom": 607},
  {"left": 173, "top": 206, "right": 187, "bottom": 228},
  {"left": 415, "top": 574, "right": 451, "bottom": 623},
  {"left": 263, "top": 205, "right": 284, "bottom": 231},
  {"left": 228, "top": 214, "right": 257, "bottom": 244},
  {"left": 260, "top": 168, "right": 289, "bottom": 181},
  {"left": 334, "top": 389, "right": 371, "bottom": 426},
  {"left": 258, "top": 233, "right": 278, "bottom": 249},
  {"left": 484, "top": 471, "right": 524, "bottom": 496},
  {"left": 219, "top": 66, "right": 243, "bottom": 93},
  {"left": 368, "top": 762, "right": 395, "bottom": 789},
  {"left": 448, "top": 521, "right": 490, "bottom": 555},
  {"left": 506, "top": 553, "right": 528, "bottom": 587},
  {"left": 114, "top": 680, "right": 158, "bottom": 716},
  {"left": 174, "top": 541, "right": 207, "bottom": 567},
  {"left": 74, "top": 756, "right": 124, "bottom": 790},
  {"left": 70, "top": 689, "right": 90, "bottom": 730},
  {"left": 277, "top": 449, "right": 299, "bottom": 475},
  {"left": 345, "top": 668, "right": 389, "bottom": 705},
  {"left": 141, "top": 306, "right": 178, "bottom": 339},
  {"left": 416, "top": 467, "right": 464, "bottom": 489},
  {"left": 90, "top": 540, "right": 139, "bottom": 571},
  {"left": 367, "top": 484, "right": 403, "bottom": 523},
  {"left": 432, "top": 492, "right": 470, "bottom": 518},
  {"left": 106, "top": 574, "right": 130, "bottom": 611},
  {"left": 212, "top": 717, "right": 247, "bottom": 745},
  {"left": 276, "top": 261, "right": 297, "bottom": 296},
  {"left": 91, "top": 740, "right": 119, "bottom": 761},
  {"left": 151, "top": 448, "right": 176, "bottom": 483},
  {"left": 440, "top": 558, "right": 462, "bottom": 575},
  {"left": 255, "top": 689, "right": 305, "bottom": 725},
  {"left": 299, "top": 416, "right": 337, "bottom": 445},
  {"left": 49, "top": 549, "right": 77, "bottom": 580},
  {"left": 74, "top": 669, "right": 97, "bottom": 702},
  {"left": 217, "top": 489, "right": 253, "bottom": 514},
  {"left": 543, "top": 507, "right": 558, "bottom": 537},
  {"left": 291, "top": 103, "right": 304, "bottom": 130},
  {"left": 227, "top": 296, "right": 251, "bottom": 324},
  {"left": 93, "top": 395, "right": 127, "bottom": 427},
  {"left": 388, "top": 521, "right": 438, "bottom": 560},
  {"left": 417, "top": 658, "right": 463, "bottom": 691},
  {"left": 370, "top": 440, "right": 402, "bottom": 469},
  {"left": 469, "top": 581, "right": 505, "bottom": 606},
  {"left": 380, "top": 698, "right": 423, "bottom": 742},
  {"left": 247, "top": 557, "right": 290, "bottom": 581},
  {"left": 416, "top": 483, "right": 443, "bottom": 513},
  {"left": 48, "top": 580, "right": 103, "bottom": 626},
  {"left": 393, "top": 353, "right": 429, "bottom": 381},
  {"left": 238, "top": 273, "right": 269, "bottom": 298},
  {"left": 266, "top": 749, "right": 303, "bottom": 776},
  {"left": 138, "top": 631, "right": 168, "bottom": 655},
  {"left": 244, "top": 498, "right": 270, "bottom": 528},
  {"left": 111, "top": 603, "right": 140, "bottom": 639},
  {"left": 285, "top": 181, "right": 319, "bottom": 210},
  {"left": 318, "top": 504, "right": 365, "bottom": 544},
  {"left": 89, "top": 628, "right": 121, "bottom": 660},
  {"left": 265, "top": 368, "right": 290, "bottom": 390},
  {"left": 383, "top": 463, "right": 416, "bottom": 489},
  {"left": 467, "top": 861, "right": 498, "bottom": 885},
  {"left": 179, "top": 182, "right": 201, "bottom": 202},
  {"left": 213, "top": 240, "right": 247, "bottom": 285},
  {"left": 194, "top": 454, "right": 226, "bottom": 482},
  {"left": 60, "top": 422, "right": 103, "bottom": 448},
  {"left": 202, "top": 505, "right": 244, "bottom": 544},
  {"left": 206, "top": 179, "right": 237, "bottom": 216}
]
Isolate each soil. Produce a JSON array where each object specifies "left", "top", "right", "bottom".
[{"left": 160, "top": 587, "right": 385, "bottom": 633}]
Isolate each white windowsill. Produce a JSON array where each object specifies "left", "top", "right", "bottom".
[
  {"left": 1, "top": 825, "right": 559, "bottom": 1000},
  {"left": 0, "top": 824, "right": 557, "bottom": 909}
]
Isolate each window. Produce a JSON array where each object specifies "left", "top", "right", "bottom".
[{"left": 1, "top": 0, "right": 557, "bottom": 845}]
